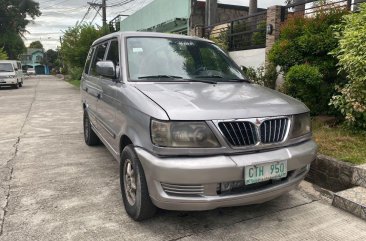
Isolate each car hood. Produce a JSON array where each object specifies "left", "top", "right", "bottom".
[{"left": 134, "top": 82, "right": 309, "bottom": 120}]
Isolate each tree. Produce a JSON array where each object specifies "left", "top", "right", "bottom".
[
  {"left": 44, "top": 49, "right": 58, "bottom": 67},
  {"left": 29, "top": 41, "right": 43, "bottom": 49},
  {"left": 0, "top": 0, "right": 41, "bottom": 34},
  {"left": 60, "top": 24, "right": 108, "bottom": 79},
  {"left": 0, "top": 30, "right": 25, "bottom": 59},
  {"left": 0, "top": 47, "right": 8, "bottom": 60},
  {"left": 0, "top": 0, "right": 41, "bottom": 59}
]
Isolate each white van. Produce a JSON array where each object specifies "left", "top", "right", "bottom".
[{"left": 0, "top": 60, "right": 23, "bottom": 88}]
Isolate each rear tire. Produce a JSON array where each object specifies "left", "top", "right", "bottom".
[
  {"left": 83, "top": 109, "right": 100, "bottom": 146},
  {"left": 120, "top": 145, "right": 157, "bottom": 221}
]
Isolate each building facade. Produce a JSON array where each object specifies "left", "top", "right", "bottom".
[
  {"left": 20, "top": 48, "right": 49, "bottom": 75},
  {"left": 119, "top": 0, "right": 264, "bottom": 35}
]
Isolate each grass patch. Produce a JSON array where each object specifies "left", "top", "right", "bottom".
[
  {"left": 67, "top": 79, "right": 80, "bottom": 88},
  {"left": 312, "top": 118, "right": 366, "bottom": 165}
]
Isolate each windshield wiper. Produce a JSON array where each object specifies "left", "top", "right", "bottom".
[
  {"left": 138, "top": 75, "right": 183, "bottom": 79},
  {"left": 137, "top": 75, "right": 217, "bottom": 84},
  {"left": 195, "top": 75, "right": 251, "bottom": 83}
]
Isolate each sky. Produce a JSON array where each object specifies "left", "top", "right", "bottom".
[{"left": 25, "top": 0, "right": 286, "bottom": 50}]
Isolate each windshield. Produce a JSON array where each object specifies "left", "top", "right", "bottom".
[
  {"left": 126, "top": 37, "right": 247, "bottom": 82},
  {"left": 0, "top": 63, "right": 14, "bottom": 72}
]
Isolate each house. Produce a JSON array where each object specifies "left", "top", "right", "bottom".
[
  {"left": 118, "top": 0, "right": 265, "bottom": 35},
  {"left": 20, "top": 48, "right": 50, "bottom": 75}
]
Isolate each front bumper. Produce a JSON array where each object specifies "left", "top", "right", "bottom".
[
  {"left": 136, "top": 140, "right": 317, "bottom": 211},
  {"left": 0, "top": 78, "right": 17, "bottom": 86}
]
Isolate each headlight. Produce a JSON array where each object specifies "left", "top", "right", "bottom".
[
  {"left": 151, "top": 120, "right": 220, "bottom": 148},
  {"left": 290, "top": 113, "right": 311, "bottom": 138},
  {"left": 7, "top": 75, "right": 16, "bottom": 78}
]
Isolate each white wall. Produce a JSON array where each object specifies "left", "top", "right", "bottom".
[{"left": 229, "top": 48, "right": 265, "bottom": 69}]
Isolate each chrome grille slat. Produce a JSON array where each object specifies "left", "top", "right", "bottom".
[
  {"left": 236, "top": 122, "right": 247, "bottom": 145},
  {"left": 219, "top": 117, "right": 289, "bottom": 147},
  {"left": 241, "top": 122, "right": 249, "bottom": 145},
  {"left": 260, "top": 118, "right": 288, "bottom": 144},
  {"left": 161, "top": 183, "right": 204, "bottom": 196},
  {"left": 218, "top": 121, "right": 257, "bottom": 146},
  {"left": 229, "top": 122, "right": 241, "bottom": 145}
]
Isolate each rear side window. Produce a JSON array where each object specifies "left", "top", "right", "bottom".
[
  {"left": 90, "top": 42, "right": 108, "bottom": 76},
  {"left": 84, "top": 48, "right": 95, "bottom": 74}
]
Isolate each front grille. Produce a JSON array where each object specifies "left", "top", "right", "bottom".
[
  {"left": 218, "top": 121, "right": 257, "bottom": 146},
  {"left": 161, "top": 183, "right": 204, "bottom": 196},
  {"left": 260, "top": 118, "right": 288, "bottom": 144}
]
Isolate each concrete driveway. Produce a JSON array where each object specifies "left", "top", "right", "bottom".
[{"left": 0, "top": 76, "right": 365, "bottom": 241}]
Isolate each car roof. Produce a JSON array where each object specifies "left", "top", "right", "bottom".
[{"left": 92, "top": 31, "right": 213, "bottom": 46}]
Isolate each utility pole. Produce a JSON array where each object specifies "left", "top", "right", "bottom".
[
  {"left": 102, "top": 0, "right": 107, "bottom": 27},
  {"left": 87, "top": 1, "right": 107, "bottom": 27}
]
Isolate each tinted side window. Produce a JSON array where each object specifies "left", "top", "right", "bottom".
[
  {"left": 106, "top": 40, "right": 120, "bottom": 78},
  {"left": 84, "top": 48, "right": 94, "bottom": 74},
  {"left": 106, "top": 40, "right": 119, "bottom": 67},
  {"left": 90, "top": 42, "right": 108, "bottom": 76}
]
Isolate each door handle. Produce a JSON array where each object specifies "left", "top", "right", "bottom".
[{"left": 97, "top": 93, "right": 101, "bottom": 99}]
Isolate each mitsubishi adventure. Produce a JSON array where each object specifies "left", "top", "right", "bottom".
[{"left": 81, "top": 32, "right": 317, "bottom": 221}]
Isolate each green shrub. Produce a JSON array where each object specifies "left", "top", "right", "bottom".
[
  {"left": 251, "top": 21, "right": 266, "bottom": 46},
  {"left": 210, "top": 30, "right": 229, "bottom": 52},
  {"left": 330, "top": 3, "right": 366, "bottom": 129},
  {"left": 268, "top": 8, "right": 348, "bottom": 115},
  {"left": 285, "top": 64, "right": 327, "bottom": 114},
  {"left": 69, "top": 67, "right": 83, "bottom": 80},
  {"left": 244, "top": 64, "right": 278, "bottom": 89},
  {"left": 0, "top": 47, "right": 8, "bottom": 60}
]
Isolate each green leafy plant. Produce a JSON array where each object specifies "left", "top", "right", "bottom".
[
  {"left": 268, "top": 8, "right": 348, "bottom": 115},
  {"left": 243, "top": 64, "right": 278, "bottom": 89},
  {"left": 209, "top": 30, "right": 229, "bottom": 52},
  {"left": 60, "top": 24, "right": 108, "bottom": 75},
  {"left": 0, "top": 47, "right": 8, "bottom": 60},
  {"left": 330, "top": 3, "right": 366, "bottom": 129},
  {"left": 251, "top": 21, "right": 266, "bottom": 46},
  {"left": 284, "top": 64, "right": 326, "bottom": 114}
]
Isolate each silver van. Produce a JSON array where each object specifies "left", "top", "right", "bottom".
[
  {"left": 81, "top": 32, "right": 317, "bottom": 221},
  {"left": 0, "top": 60, "right": 24, "bottom": 88}
]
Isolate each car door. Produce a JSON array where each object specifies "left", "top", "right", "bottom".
[
  {"left": 97, "top": 39, "right": 120, "bottom": 151},
  {"left": 82, "top": 43, "right": 108, "bottom": 128}
]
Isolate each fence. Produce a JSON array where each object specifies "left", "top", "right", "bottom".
[
  {"left": 282, "top": 0, "right": 366, "bottom": 19},
  {"left": 202, "top": 10, "right": 267, "bottom": 51}
]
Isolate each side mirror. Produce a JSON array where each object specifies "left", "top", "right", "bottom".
[
  {"left": 240, "top": 66, "right": 247, "bottom": 72},
  {"left": 96, "top": 61, "right": 116, "bottom": 78}
]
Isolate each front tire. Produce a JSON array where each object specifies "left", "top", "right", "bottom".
[
  {"left": 83, "top": 109, "right": 100, "bottom": 146},
  {"left": 120, "top": 145, "right": 157, "bottom": 221},
  {"left": 13, "top": 82, "right": 19, "bottom": 89}
]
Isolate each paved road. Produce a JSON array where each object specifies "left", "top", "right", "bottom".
[{"left": 0, "top": 76, "right": 365, "bottom": 241}]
